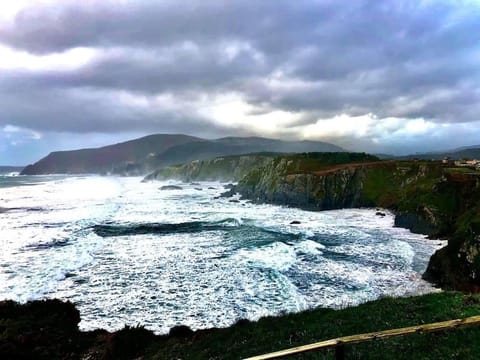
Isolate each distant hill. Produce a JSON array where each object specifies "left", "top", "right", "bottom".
[
  {"left": 0, "top": 166, "right": 24, "bottom": 174},
  {"left": 146, "top": 137, "right": 344, "bottom": 169},
  {"left": 21, "top": 134, "right": 345, "bottom": 175},
  {"left": 401, "top": 147, "right": 480, "bottom": 161},
  {"left": 21, "top": 134, "right": 201, "bottom": 175}
]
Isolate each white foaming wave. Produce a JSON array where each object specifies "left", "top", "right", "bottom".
[
  {"left": 234, "top": 242, "right": 297, "bottom": 272},
  {"left": 295, "top": 251, "right": 440, "bottom": 310},
  {"left": 69, "top": 232, "right": 306, "bottom": 333},
  {"left": 294, "top": 239, "right": 325, "bottom": 255},
  {"left": 332, "top": 239, "right": 415, "bottom": 269},
  {"left": 0, "top": 239, "right": 96, "bottom": 303},
  {"left": 1, "top": 177, "right": 445, "bottom": 334}
]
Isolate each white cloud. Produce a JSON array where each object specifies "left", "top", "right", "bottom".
[{"left": 0, "top": 45, "right": 96, "bottom": 70}]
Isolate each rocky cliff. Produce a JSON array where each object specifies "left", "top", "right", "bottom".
[
  {"left": 230, "top": 154, "right": 480, "bottom": 291},
  {"left": 143, "top": 154, "right": 275, "bottom": 182}
]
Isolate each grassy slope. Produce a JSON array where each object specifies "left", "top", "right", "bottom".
[
  {"left": 2, "top": 293, "right": 480, "bottom": 359},
  {"left": 147, "top": 292, "right": 480, "bottom": 359}
]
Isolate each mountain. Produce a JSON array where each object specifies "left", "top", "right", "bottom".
[
  {"left": 20, "top": 134, "right": 201, "bottom": 175},
  {"left": 0, "top": 166, "right": 24, "bottom": 174},
  {"left": 21, "top": 134, "right": 345, "bottom": 175},
  {"left": 146, "top": 137, "right": 344, "bottom": 169},
  {"left": 444, "top": 144, "right": 480, "bottom": 153},
  {"left": 401, "top": 147, "right": 480, "bottom": 160}
]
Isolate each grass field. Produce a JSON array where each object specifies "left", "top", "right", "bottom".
[{"left": 146, "top": 292, "right": 480, "bottom": 359}]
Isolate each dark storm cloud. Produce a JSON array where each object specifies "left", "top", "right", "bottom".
[
  {"left": 0, "top": 0, "right": 479, "bottom": 147},
  {"left": 0, "top": 84, "right": 221, "bottom": 134},
  {"left": 0, "top": 1, "right": 335, "bottom": 55},
  {"left": 2, "top": 44, "right": 265, "bottom": 95}
]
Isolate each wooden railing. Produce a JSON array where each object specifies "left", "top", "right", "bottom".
[{"left": 244, "top": 315, "right": 480, "bottom": 360}]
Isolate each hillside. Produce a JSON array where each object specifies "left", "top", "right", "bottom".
[
  {"left": 401, "top": 147, "right": 480, "bottom": 160},
  {"left": 20, "top": 135, "right": 344, "bottom": 175},
  {"left": 144, "top": 153, "right": 276, "bottom": 182},
  {"left": 143, "top": 137, "right": 345, "bottom": 170},
  {"left": 20, "top": 134, "right": 201, "bottom": 175},
  {"left": 215, "top": 154, "right": 480, "bottom": 291}
]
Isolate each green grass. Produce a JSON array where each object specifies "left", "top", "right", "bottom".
[
  {"left": 445, "top": 167, "right": 480, "bottom": 174},
  {"left": 283, "top": 152, "right": 379, "bottom": 174},
  {"left": 146, "top": 292, "right": 480, "bottom": 359}
]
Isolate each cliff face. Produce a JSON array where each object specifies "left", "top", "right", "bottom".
[
  {"left": 233, "top": 156, "right": 480, "bottom": 291},
  {"left": 143, "top": 154, "right": 274, "bottom": 182}
]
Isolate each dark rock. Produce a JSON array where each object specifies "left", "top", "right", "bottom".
[
  {"left": 394, "top": 212, "right": 437, "bottom": 236},
  {"left": 290, "top": 221, "right": 301, "bottom": 225},
  {"left": 229, "top": 199, "right": 240, "bottom": 203},
  {"left": 376, "top": 211, "right": 386, "bottom": 217},
  {"left": 0, "top": 299, "right": 82, "bottom": 360},
  {"left": 160, "top": 185, "right": 182, "bottom": 191},
  {"left": 190, "top": 182, "right": 201, "bottom": 185},
  {"left": 208, "top": 187, "right": 216, "bottom": 190},
  {"left": 224, "top": 183, "right": 235, "bottom": 190},
  {"left": 220, "top": 188, "right": 236, "bottom": 198},
  {"left": 194, "top": 188, "right": 203, "bottom": 191},
  {"left": 168, "top": 325, "right": 194, "bottom": 338}
]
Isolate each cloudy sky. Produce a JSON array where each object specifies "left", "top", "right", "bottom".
[{"left": 1, "top": 0, "right": 480, "bottom": 164}]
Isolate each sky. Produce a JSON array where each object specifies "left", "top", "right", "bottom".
[{"left": 1, "top": 0, "right": 480, "bottom": 165}]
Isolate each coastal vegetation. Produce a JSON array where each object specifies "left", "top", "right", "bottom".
[{"left": 2, "top": 292, "right": 480, "bottom": 359}]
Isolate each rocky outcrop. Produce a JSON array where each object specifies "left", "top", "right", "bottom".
[
  {"left": 424, "top": 175, "right": 480, "bottom": 290},
  {"left": 144, "top": 154, "right": 274, "bottom": 182},
  {"left": 230, "top": 155, "right": 480, "bottom": 291},
  {"left": 394, "top": 210, "right": 439, "bottom": 236},
  {"left": 0, "top": 299, "right": 157, "bottom": 360}
]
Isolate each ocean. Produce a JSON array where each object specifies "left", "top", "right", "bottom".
[{"left": 0, "top": 174, "right": 445, "bottom": 334}]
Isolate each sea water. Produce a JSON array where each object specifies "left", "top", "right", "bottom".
[{"left": 0, "top": 175, "right": 445, "bottom": 334}]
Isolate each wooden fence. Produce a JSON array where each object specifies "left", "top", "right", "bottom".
[{"left": 244, "top": 315, "right": 480, "bottom": 360}]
